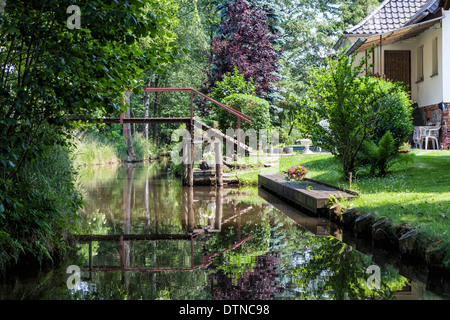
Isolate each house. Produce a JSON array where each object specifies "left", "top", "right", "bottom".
[{"left": 335, "top": 0, "right": 450, "bottom": 149}]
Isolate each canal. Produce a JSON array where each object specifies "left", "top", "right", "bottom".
[{"left": 0, "top": 160, "right": 448, "bottom": 300}]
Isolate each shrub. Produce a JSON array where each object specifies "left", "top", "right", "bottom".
[
  {"left": 358, "top": 131, "right": 397, "bottom": 175},
  {"left": 211, "top": 67, "right": 256, "bottom": 103},
  {"left": 370, "top": 80, "right": 414, "bottom": 150},
  {"left": 219, "top": 94, "right": 271, "bottom": 132},
  {"left": 0, "top": 146, "right": 82, "bottom": 271},
  {"left": 297, "top": 47, "right": 414, "bottom": 176}
]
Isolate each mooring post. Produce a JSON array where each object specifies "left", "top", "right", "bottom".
[
  {"left": 188, "top": 186, "right": 194, "bottom": 232},
  {"left": 182, "top": 136, "right": 191, "bottom": 186},
  {"left": 189, "top": 121, "right": 194, "bottom": 187},
  {"left": 235, "top": 117, "right": 241, "bottom": 161},
  {"left": 215, "top": 187, "right": 223, "bottom": 231},
  {"left": 215, "top": 140, "right": 223, "bottom": 187}
]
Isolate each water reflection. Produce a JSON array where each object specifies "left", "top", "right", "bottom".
[{"left": 0, "top": 161, "right": 448, "bottom": 300}]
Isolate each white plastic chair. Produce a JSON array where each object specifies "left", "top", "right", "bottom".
[
  {"left": 423, "top": 124, "right": 441, "bottom": 150},
  {"left": 413, "top": 127, "right": 423, "bottom": 149}
]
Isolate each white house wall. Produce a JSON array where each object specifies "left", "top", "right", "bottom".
[
  {"left": 442, "top": 13, "right": 450, "bottom": 103},
  {"left": 413, "top": 21, "right": 443, "bottom": 108},
  {"left": 352, "top": 21, "right": 444, "bottom": 108}
]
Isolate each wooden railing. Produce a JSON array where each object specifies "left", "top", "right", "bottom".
[{"left": 128, "top": 88, "right": 253, "bottom": 127}]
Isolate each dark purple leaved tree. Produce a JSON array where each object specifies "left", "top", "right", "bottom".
[{"left": 199, "top": 0, "right": 282, "bottom": 115}]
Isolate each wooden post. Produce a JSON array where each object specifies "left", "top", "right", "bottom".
[
  {"left": 183, "top": 122, "right": 194, "bottom": 187},
  {"left": 236, "top": 117, "right": 241, "bottom": 160},
  {"left": 188, "top": 187, "right": 194, "bottom": 232},
  {"left": 181, "top": 188, "right": 187, "bottom": 229},
  {"left": 182, "top": 136, "right": 190, "bottom": 186},
  {"left": 215, "top": 187, "right": 223, "bottom": 231},
  {"left": 88, "top": 241, "right": 93, "bottom": 272},
  {"left": 189, "top": 122, "right": 194, "bottom": 187},
  {"left": 349, "top": 172, "right": 352, "bottom": 189},
  {"left": 190, "top": 90, "right": 193, "bottom": 124},
  {"left": 215, "top": 140, "right": 223, "bottom": 187}
]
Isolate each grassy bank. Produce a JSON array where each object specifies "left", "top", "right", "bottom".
[
  {"left": 236, "top": 150, "right": 450, "bottom": 266},
  {"left": 72, "top": 131, "right": 158, "bottom": 167}
]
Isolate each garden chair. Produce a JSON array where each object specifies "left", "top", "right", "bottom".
[
  {"left": 413, "top": 127, "right": 424, "bottom": 149},
  {"left": 423, "top": 123, "right": 441, "bottom": 150}
]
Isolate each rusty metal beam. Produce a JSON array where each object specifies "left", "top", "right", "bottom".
[
  {"left": 69, "top": 117, "right": 191, "bottom": 124},
  {"left": 127, "top": 87, "right": 253, "bottom": 124}
]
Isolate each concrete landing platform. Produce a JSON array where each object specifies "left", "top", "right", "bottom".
[{"left": 258, "top": 173, "right": 358, "bottom": 214}]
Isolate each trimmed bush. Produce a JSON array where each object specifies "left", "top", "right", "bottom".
[
  {"left": 219, "top": 94, "right": 271, "bottom": 132},
  {"left": 370, "top": 80, "right": 414, "bottom": 150}
]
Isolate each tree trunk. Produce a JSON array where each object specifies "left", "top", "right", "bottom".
[
  {"left": 125, "top": 91, "right": 136, "bottom": 162},
  {"left": 143, "top": 80, "right": 151, "bottom": 140},
  {"left": 153, "top": 76, "right": 160, "bottom": 145}
]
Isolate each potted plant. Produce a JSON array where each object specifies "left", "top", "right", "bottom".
[{"left": 285, "top": 165, "right": 309, "bottom": 181}]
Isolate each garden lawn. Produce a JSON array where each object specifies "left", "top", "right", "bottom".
[{"left": 237, "top": 150, "right": 450, "bottom": 265}]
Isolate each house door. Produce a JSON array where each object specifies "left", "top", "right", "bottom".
[{"left": 384, "top": 50, "right": 411, "bottom": 90}]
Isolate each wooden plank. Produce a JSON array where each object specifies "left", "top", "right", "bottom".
[{"left": 258, "top": 173, "right": 357, "bottom": 214}]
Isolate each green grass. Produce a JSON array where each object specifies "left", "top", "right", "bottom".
[
  {"left": 72, "top": 133, "right": 122, "bottom": 167},
  {"left": 236, "top": 150, "right": 450, "bottom": 265},
  {"left": 72, "top": 132, "right": 157, "bottom": 167}
]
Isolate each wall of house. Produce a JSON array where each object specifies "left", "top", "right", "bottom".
[
  {"left": 355, "top": 21, "right": 443, "bottom": 108},
  {"left": 442, "top": 10, "right": 450, "bottom": 149},
  {"left": 351, "top": 19, "right": 449, "bottom": 149},
  {"left": 414, "top": 21, "right": 443, "bottom": 109},
  {"left": 442, "top": 12, "right": 450, "bottom": 104}
]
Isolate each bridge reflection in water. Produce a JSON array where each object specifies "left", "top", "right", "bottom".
[
  {"left": 71, "top": 162, "right": 448, "bottom": 300},
  {"left": 75, "top": 163, "right": 257, "bottom": 275}
]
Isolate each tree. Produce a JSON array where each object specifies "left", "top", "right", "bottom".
[
  {"left": 296, "top": 48, "right": 413, "bottom": 176},
  {"left": 0, "top": 0, "right": 180, "bottom": 180},
  {"left": 210, "top": 67, "right": 256, "bottom": 106},
  {"left": 205, "top": 0, "right": 283, "bottom": 108},
  {"left": 0, "top": 0, "right": 179, "bottom": 268},
  {"left": 275, "top": 0, "right": 382, "bottom": 99}
]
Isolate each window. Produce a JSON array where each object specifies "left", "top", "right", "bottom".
[
  {"left": 432, "top": 37, "right": 438, "bottom": 76},
  {"left": 417, "top": 45, "right": 424, "bottom": 82}
]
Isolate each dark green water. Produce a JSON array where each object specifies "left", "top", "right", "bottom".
[{"left": 0, "top": 161, "right": 448, "bottom": 300}]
